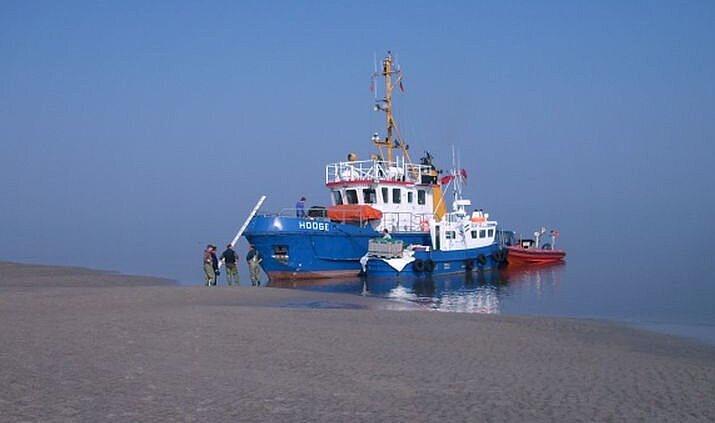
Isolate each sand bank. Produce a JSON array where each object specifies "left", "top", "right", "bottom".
[{"left": 1, "top": 262, "right": 714, "bottom": 422}]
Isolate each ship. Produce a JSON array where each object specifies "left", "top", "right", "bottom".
[
  {"left": 363, "top": 163, "right": 504, "bottom": 278},
  {"left": 244, "top": 52, "right": 459, "bottom": 280},
  {"left": 505, "top": 228, "right": 566, "bottom": 265}
]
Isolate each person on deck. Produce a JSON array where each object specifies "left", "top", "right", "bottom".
[
  {"left": 246, "top": 245, "right": 263, "bottom": 286},
  {"left": 382, "top": 228, "right": 392, "bottom": 240},
  {"left": 220, "top": 244, "right": 239, "bottom": 287},
  {"left": 203, "top": 245, "right": 217, "bottom": 287},
  {"left": 296, "top": 196, "right": 306, "bottom": 218}
]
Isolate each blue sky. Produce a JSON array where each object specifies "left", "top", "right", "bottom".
[{"left": 1, "top": 1, "right": 714, "bottom": 282}]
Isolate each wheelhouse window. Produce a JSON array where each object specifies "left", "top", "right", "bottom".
[
  {"left": 471, "top": 230, "right": 477, "bottom": 239},
  {"left": 488, "top": 229, "right": 494, "bottom": 237},
  {"left": 392, "top": 188, "right": 401, "bottom": 204},
  {"left": 381, "top": 187, "right": 389, "bottom": 203},
  {"left": 407, "top": 191, "right": 414, "bottom": 203},
  {"left": 363, "top": 188, "right": 376, "bottom": 204},
  {"left": 417, "top": 190, "right": 426, "bottom": 205},
  {"left": 332, "top": 191, "right": 343, "bottom": 205},
  {"left": 345, "top": 189, "right": 359, "bottom": 204},
  {"left": 479, "top": 229, "right": 486, "bottom": 238},
  {"left": 446, "top": 231, "right": 456, "bottom": 239}
]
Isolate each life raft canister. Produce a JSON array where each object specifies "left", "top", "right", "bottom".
[{"left": 419, "top": 220, "right": 430, "bottom": 232}]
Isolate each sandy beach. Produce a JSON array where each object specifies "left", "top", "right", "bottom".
[{"left": 1, "top": 261, "right": 714, "bottom": 422}]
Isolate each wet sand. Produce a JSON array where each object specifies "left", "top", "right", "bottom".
[{"left": 1, "top": 261, "right": 714, "bottom": 422}]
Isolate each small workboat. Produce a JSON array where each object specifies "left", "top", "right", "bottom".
[
  {"left": 505, "top": 228, "right": 566, "bottom": 265},
  {"left": 362, "top": 167, "right": 505, "bottom": 278}
]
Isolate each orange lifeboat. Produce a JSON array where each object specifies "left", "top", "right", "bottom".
[{"left": 327, "top": 205, "right": 382, "bottom": 223}]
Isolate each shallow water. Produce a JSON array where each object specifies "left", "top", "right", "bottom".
[{"left": 267, "top": 258, "right": 715, "bottom": 346}]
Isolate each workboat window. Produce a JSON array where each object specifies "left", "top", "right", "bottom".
[
  {"left": 392, "top": 188, "right": 401, "bottom": 204},
  {"left": 332, "top": 191, "right": 343, "bottom": 205},
  {"left": 345, "top": 189, "right": 359, "bottom": 204},
  {"left": 488, "top": 229, "right": 494, "bottom": 238},
  {"left": 407, "top": 191, "right": 414, "bottom": 203},
  {"left": 446, "top": 231, "right": 456, "bottom": 239},
  {"left": 363, "top": 188, "right": 376, "bottom": 204},
  {"left": 470, "top": 230, "right": 477, "bottom": 239},
  {"left": 417, "top": 190, "right": 426, "bottom": 205},
  {"left": 381, "top": 187, "right": 389, "bottom": 203},
  {"left": 479, "top": 229, "right": 486, "bottom": 238}
]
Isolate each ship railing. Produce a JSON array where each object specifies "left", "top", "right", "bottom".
[
  {"left": 325, "top": 159, "right": 434, "bottom": 184},
  {"left": 266, "top": 208, "right": 331, "bottom": 220},
  {"left": 381, "top": 211, "right": 434, "bottom": 233},
  {"left": 256, "top": 208, "right": 435, "bottom": 232}
]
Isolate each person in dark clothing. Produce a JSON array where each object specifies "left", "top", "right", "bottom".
[
  {"left": 246, "top": 245, "right": 263, "bottom": 286},
  {"left": 220, "top": 244, "right": 239, "bottom": 287},
  {"left": 210, "top": 245, "right": 219, "bottom": 286},
  {"left": 296, "top": 196, "right": 306, "bottom": 218}
]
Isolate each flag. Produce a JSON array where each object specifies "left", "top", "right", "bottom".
[
  {"left": 460, "top": 169, "right": 468, "bottom": 179},
  {"left": 399, "top": 80, "right": 404, "bottom": 93},
  {"left": 440, "top": 175, "right": 455, "bottom": 185}
]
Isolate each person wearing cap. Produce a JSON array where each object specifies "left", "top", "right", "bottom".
[
  {"left": 220, "top": 244, "right": 239, "bottom": 287},
  {"left": 246, "top": 245, "right": 263, "bottom": 286},
  {"left": 203, "top": 245, "right": 217, "bottom": 286}
]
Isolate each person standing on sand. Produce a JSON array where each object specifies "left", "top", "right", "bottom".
[
  {"left": 246, "top": 245, "right": 263, "bottom": 286},
  {"left": 296, "top": 196, "right": 306, "bottom": 218},
  {"left": 220, "top": 244, "right": 239, "bottom": 287},
  {"left": 203, "top": 245, "right": 216, "bottom": 286},
  {"left": 210, "top": 245, "right": 219, "bottom": 286}
]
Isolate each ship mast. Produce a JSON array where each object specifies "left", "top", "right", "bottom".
[{"left": 372, "top": 51, "right": 411, "bottom": 165}]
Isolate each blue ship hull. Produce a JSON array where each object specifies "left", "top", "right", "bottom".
[
  {"left": 366, "top": 243, "right": 502, "bottom": 278},
  {"left": 244, "top": 215, "right": 431, "bottom": 280}
]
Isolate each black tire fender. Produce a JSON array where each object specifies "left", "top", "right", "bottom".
[
  {"left": 413, "top": 259, "right": 425, "bottom": 272},
  {"left": 424, "top": 259, "right": 435, "bottom": 273},
  {"left": 477, "top": 254, "right": 487, "bottom": 266}
]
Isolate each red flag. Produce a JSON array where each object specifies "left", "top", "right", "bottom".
[
  {"left": 460, "top": 169, "right": 468, "bottom": 179},
  {"left": 440, "top": 175, "right": 455, "bottom": 185}
]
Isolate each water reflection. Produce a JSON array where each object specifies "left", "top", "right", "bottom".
[
  {"left": 364, "top": 271, "right": 508, "bottom": 314},
  {"left": 267, "top": 263, "right": 566, "bottom": 315}
]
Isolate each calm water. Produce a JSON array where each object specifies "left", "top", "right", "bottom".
[{"left": 266, "top": 253, "right": 715, "bottom": 346}]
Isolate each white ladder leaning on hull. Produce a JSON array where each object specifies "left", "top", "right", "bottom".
[{"left": 218, "top": 195, "right": 266, "bottom": 270}]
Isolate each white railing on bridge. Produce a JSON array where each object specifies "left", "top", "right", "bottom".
[{"left": 325, "top": 159, "right": 433, "bottom": 185}]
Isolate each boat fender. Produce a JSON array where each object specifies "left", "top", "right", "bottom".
[
  {"left": 419, "top": 220, "right": 429, "bottom": 232},
  {"left": 492, "top": 250, "right": 505, "bottom": 263},
  {"left": 424, "top": 259, "right": 435, "bottom": 273},
  {"left": 477, "top": 254, "right": 487, "bottom": 266},
  {"left": 413, "top": 259, "right": 425, "bottom": 272},
  {"left": 465, "top": 259, "right": 473, "bottom": 270}
]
